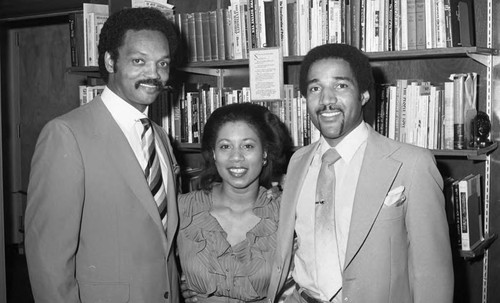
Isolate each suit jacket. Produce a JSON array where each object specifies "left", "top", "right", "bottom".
[
  {"left": 25, "top": 97, "right": 180, "bottom": 303},
  {"left": 267, "top": 125, "right": 454, "bottom": 303}
]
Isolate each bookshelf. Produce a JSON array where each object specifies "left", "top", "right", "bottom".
[
  {"left": 165, "top": 1, "right": 500, "bottom": 303},
  {"left": 0, "top": 0, "right": 499, "bottom": 302}
]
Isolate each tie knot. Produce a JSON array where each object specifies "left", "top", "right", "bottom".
[
  {"left": 140, "top": 118, "right": 152, "bottom": 139},
  {"left": 322, "top": 148, "right": 341, "bottom": 165}
]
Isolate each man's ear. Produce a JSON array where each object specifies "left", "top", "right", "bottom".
[
  {"left": 104, "top": 51, "right": 114, "bottom": 73},
  {"left": 361, "top": 91, "right": 370, "bottom": 106}
]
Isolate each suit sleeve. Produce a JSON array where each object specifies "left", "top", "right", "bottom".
[
  {"left": 24, "top": 119, "right": 84, "bottom": 303},
  {"left": 406, "top": 150, "right": 454, "bottom": 303}
]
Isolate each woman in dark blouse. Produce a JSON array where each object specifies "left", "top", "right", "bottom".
[{"left": 177, "top": 103, "right": 292, "bottom": 303}]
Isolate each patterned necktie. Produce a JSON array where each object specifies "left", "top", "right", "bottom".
[
  {"left": 314, "top": 148, "right": 342, "bottom": 300},
  {"left": 140, "top": 118, "right": 168, "bottom": 228}
]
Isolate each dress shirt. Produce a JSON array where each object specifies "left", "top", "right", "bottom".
[
  {"left": 293, "top": 122, "right": 369, "bottom": 302},
  {"left": 101, "top": 87, "right": 169, "bottom": 190}
]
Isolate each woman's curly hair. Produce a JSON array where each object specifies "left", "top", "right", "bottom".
[{"left": 199, "top": 103, "right": 293, "bottom": 190}]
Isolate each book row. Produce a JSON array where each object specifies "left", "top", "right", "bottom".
[
  {"left": 174, "top": 0, "right": 476, "bottom": 63},
  {"left": 375, "top": 73, "right": 478, "bottom": 150},
  {"left": 69, "top": 1, "right": 174, "bottom": 67},
  {"left": 150, "top": 83, "right": 320, "bottom": 147}
]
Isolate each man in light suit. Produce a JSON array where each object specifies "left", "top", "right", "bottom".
[
  {"left": 25, "top": 8, "right": 181, "bottom": 303},
  {"left": 267, "top": 44, "right": 454, "bottom": 303}
]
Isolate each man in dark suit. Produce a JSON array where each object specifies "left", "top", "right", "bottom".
[
  {"left": 25, "top": 8, "right": 181, "bottom": 303},
  {"left": 267, "top": 44, "right": 454, "bottom": 303}
]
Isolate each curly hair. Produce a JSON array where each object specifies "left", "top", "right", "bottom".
[
  {"left": 97, "top": 7, "right": 179, "bottom": 82},
  {"left": 199, "top": 103, "right": 293, "bottom": 190},
  {"left": 299, "top": 43, "right": 375, "bottom": 99}
]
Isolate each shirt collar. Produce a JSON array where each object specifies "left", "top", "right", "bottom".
[
  {"left": 318, "top": 122, "right": 369, "bottom": 163},
  {"left": 101, "top": 86, "right": 149, "bottom": 127}
]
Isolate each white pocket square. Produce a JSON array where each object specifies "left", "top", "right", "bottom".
[{"left": 384, "top": 186, "right": 406, "bottom": 207}]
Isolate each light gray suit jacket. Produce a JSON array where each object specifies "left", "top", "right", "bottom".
[
  {"left": 25, "top": 97, "right": 180, "bottom": 303},
  {"left": 267, "top": 125, "right": 453, "bottom": 303}
]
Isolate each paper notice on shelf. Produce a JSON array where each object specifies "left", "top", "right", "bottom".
[{"left": 249, "top": 47, "right": 284, "bottom": 101}]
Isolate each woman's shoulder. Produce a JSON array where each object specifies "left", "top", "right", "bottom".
[
  {"left": 178, "top": 190, "right": 212, "bottom": 224},
  {"left": 254, "top": 187, "right": 281, "bottom": 221}
]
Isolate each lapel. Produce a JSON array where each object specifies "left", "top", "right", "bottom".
[
  {"left": 278, "top": 142, "right": 319, "bottom": 259},
  {"left": 343, "top": 128, "right": 402, "bottom": 268},
  {"left": 89, "top": 98, "right": 172, "bottom": 251}
]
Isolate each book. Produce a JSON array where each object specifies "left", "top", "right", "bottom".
[
  {"left": 415, "top": 0, "right": 426, "bottom": 49},
  {"left": 247, "top": 0, "right": 258, "bottom": 50},
  {"left": 406, "top": 0, "right": 417, "bottom": 50},
  {"left": 452, "top": 179, "right": 461, "bottom": 247},
  {"left": 287, "top": 0, "right": 298, "bottom": 56},
  {"left": 69, "top": 12, "right": 85, "bottom": 67},
  {"left": 216, "top": 8, "right": 227, "bottom": 60},
  {"left": 264, "top": 0, "right": 276, "bottom": 47},
  {"left": 201, "top": 11, "right": 212, "bottom": 61},
  {"left": 350, "top": 0, "right": 361, "bottom": 49},
  {"left": 435, "top": 0, "right": 447, "bottom": 48},
  {"left": 225, "top": 7, "right": 234, "bottom": 60},
  {"left": 451, "top": 73, "right": 466, "bottom": 149},
  {"left": 424, "top": 0, "right": 436, "bottom": 48},
  {"left": 186, "top": 13, "right": 197, "bottom": 62},
  {"left": 442, "top": 81, "right": 454, "bottom": 149},
  {"left": 83, "top": 3, "right": 108, "bottom": 67},
  {"left": 457, "top": 0, "right": 475, "bottom": 46},
  {"left": 208, "top": 10, "right": 218, "bottom": 61},
  {"left": 230, "top": 1, "right": 244, "bottom": 59},
  {"left": 443, "top": 0, "right": 453, "bottom": 47},
  {"left": 277, "top": 0, "right": 289, "bottom": 55},
  {"left": 458, "top": 174, "right": 474, "bottom": 251},
  {"left": 194, "top": 12, "right": 205, "bottom": 62},
  {"left": 458, "top": 174, "right": 484, "bottom": 251}
]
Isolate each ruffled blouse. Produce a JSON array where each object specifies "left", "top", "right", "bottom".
[{"left": 177, "top": 187, "right": 280, "bottom": 303}]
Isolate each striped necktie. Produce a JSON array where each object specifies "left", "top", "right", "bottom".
[{"left": 140, "top": 118, "right": 168, "bottom": 228}]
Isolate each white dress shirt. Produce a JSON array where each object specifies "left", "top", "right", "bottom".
[
  {"left": 293, "top": 122, "right": 369, "bottom": 302},
  {"left": 101, "top": 87, "right": 169, "bottom": 190}
]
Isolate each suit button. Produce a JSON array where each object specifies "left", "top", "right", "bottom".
[{"left": 164, "top": 291, "right": 169, "bottom": 299}]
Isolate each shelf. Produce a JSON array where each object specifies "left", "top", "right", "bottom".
[
  {"left": 175, "top": 142, "right": 498, "bottom": 159},
  {"left": 179, "top": 47, "right": 499, "bottom": 68},
  {"left": 175, "top": 142, "right": 201, "bottom": 152},
  {"left": 67, "top": 66, "right": 100, "bottom": 77},
  {"left": 431, "top": 142, "right": 498, "bottom": 160},
  {"left": 460, "top": 233, "right": 498, "bottom": 260}
]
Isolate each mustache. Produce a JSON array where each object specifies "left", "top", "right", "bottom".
[
  {"left": 316, "top": 103, "right": 342, "bottom": 114},
  {"left": 135, "top": 79, "right": 166, "bottom": 90}
]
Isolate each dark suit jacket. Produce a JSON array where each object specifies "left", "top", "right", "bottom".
[
  {"left": 25, "top": 97, "right": 180, "bottom": 303},
  {"left": 267, "top": 125, "right": 454, "bottom": 303}
]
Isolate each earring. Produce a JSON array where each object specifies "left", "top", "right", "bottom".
[{"left": 263, "top": 158, "right": 267, "bottom": 166}]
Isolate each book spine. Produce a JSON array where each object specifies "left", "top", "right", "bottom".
[
  {"left": 458, "top": 178, "right": 470, "bottom": 251},
  {"left": 194, "top": 12, "right": 205, "bottom": 62},
  {"left": 209, "top": 10, "right": 218, "bottom": 61},
  {"left": 186, "top": 13, "right": 197, "bottom": 62}
]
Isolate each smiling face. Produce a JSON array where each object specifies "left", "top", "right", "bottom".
[
  {"left": 105, "top": 29, "right": 171, "bottom": 112},
  {"left": 306, "top": 58, "right": 370, "bottom": 147},
  {"left": 214, "top": 121, "right": 266, "bottom": 192}
]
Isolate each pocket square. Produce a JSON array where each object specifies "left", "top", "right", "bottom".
[{"left": 384, "top": 186, "right": 406, "bottom": 207}]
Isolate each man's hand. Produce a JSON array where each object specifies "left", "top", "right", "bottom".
[
  {"left": 266, "top": 182, "right": 282, "bottom": 199},
  {"left": 180, "top": 274, "right": 198, "bottom": 303}
]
